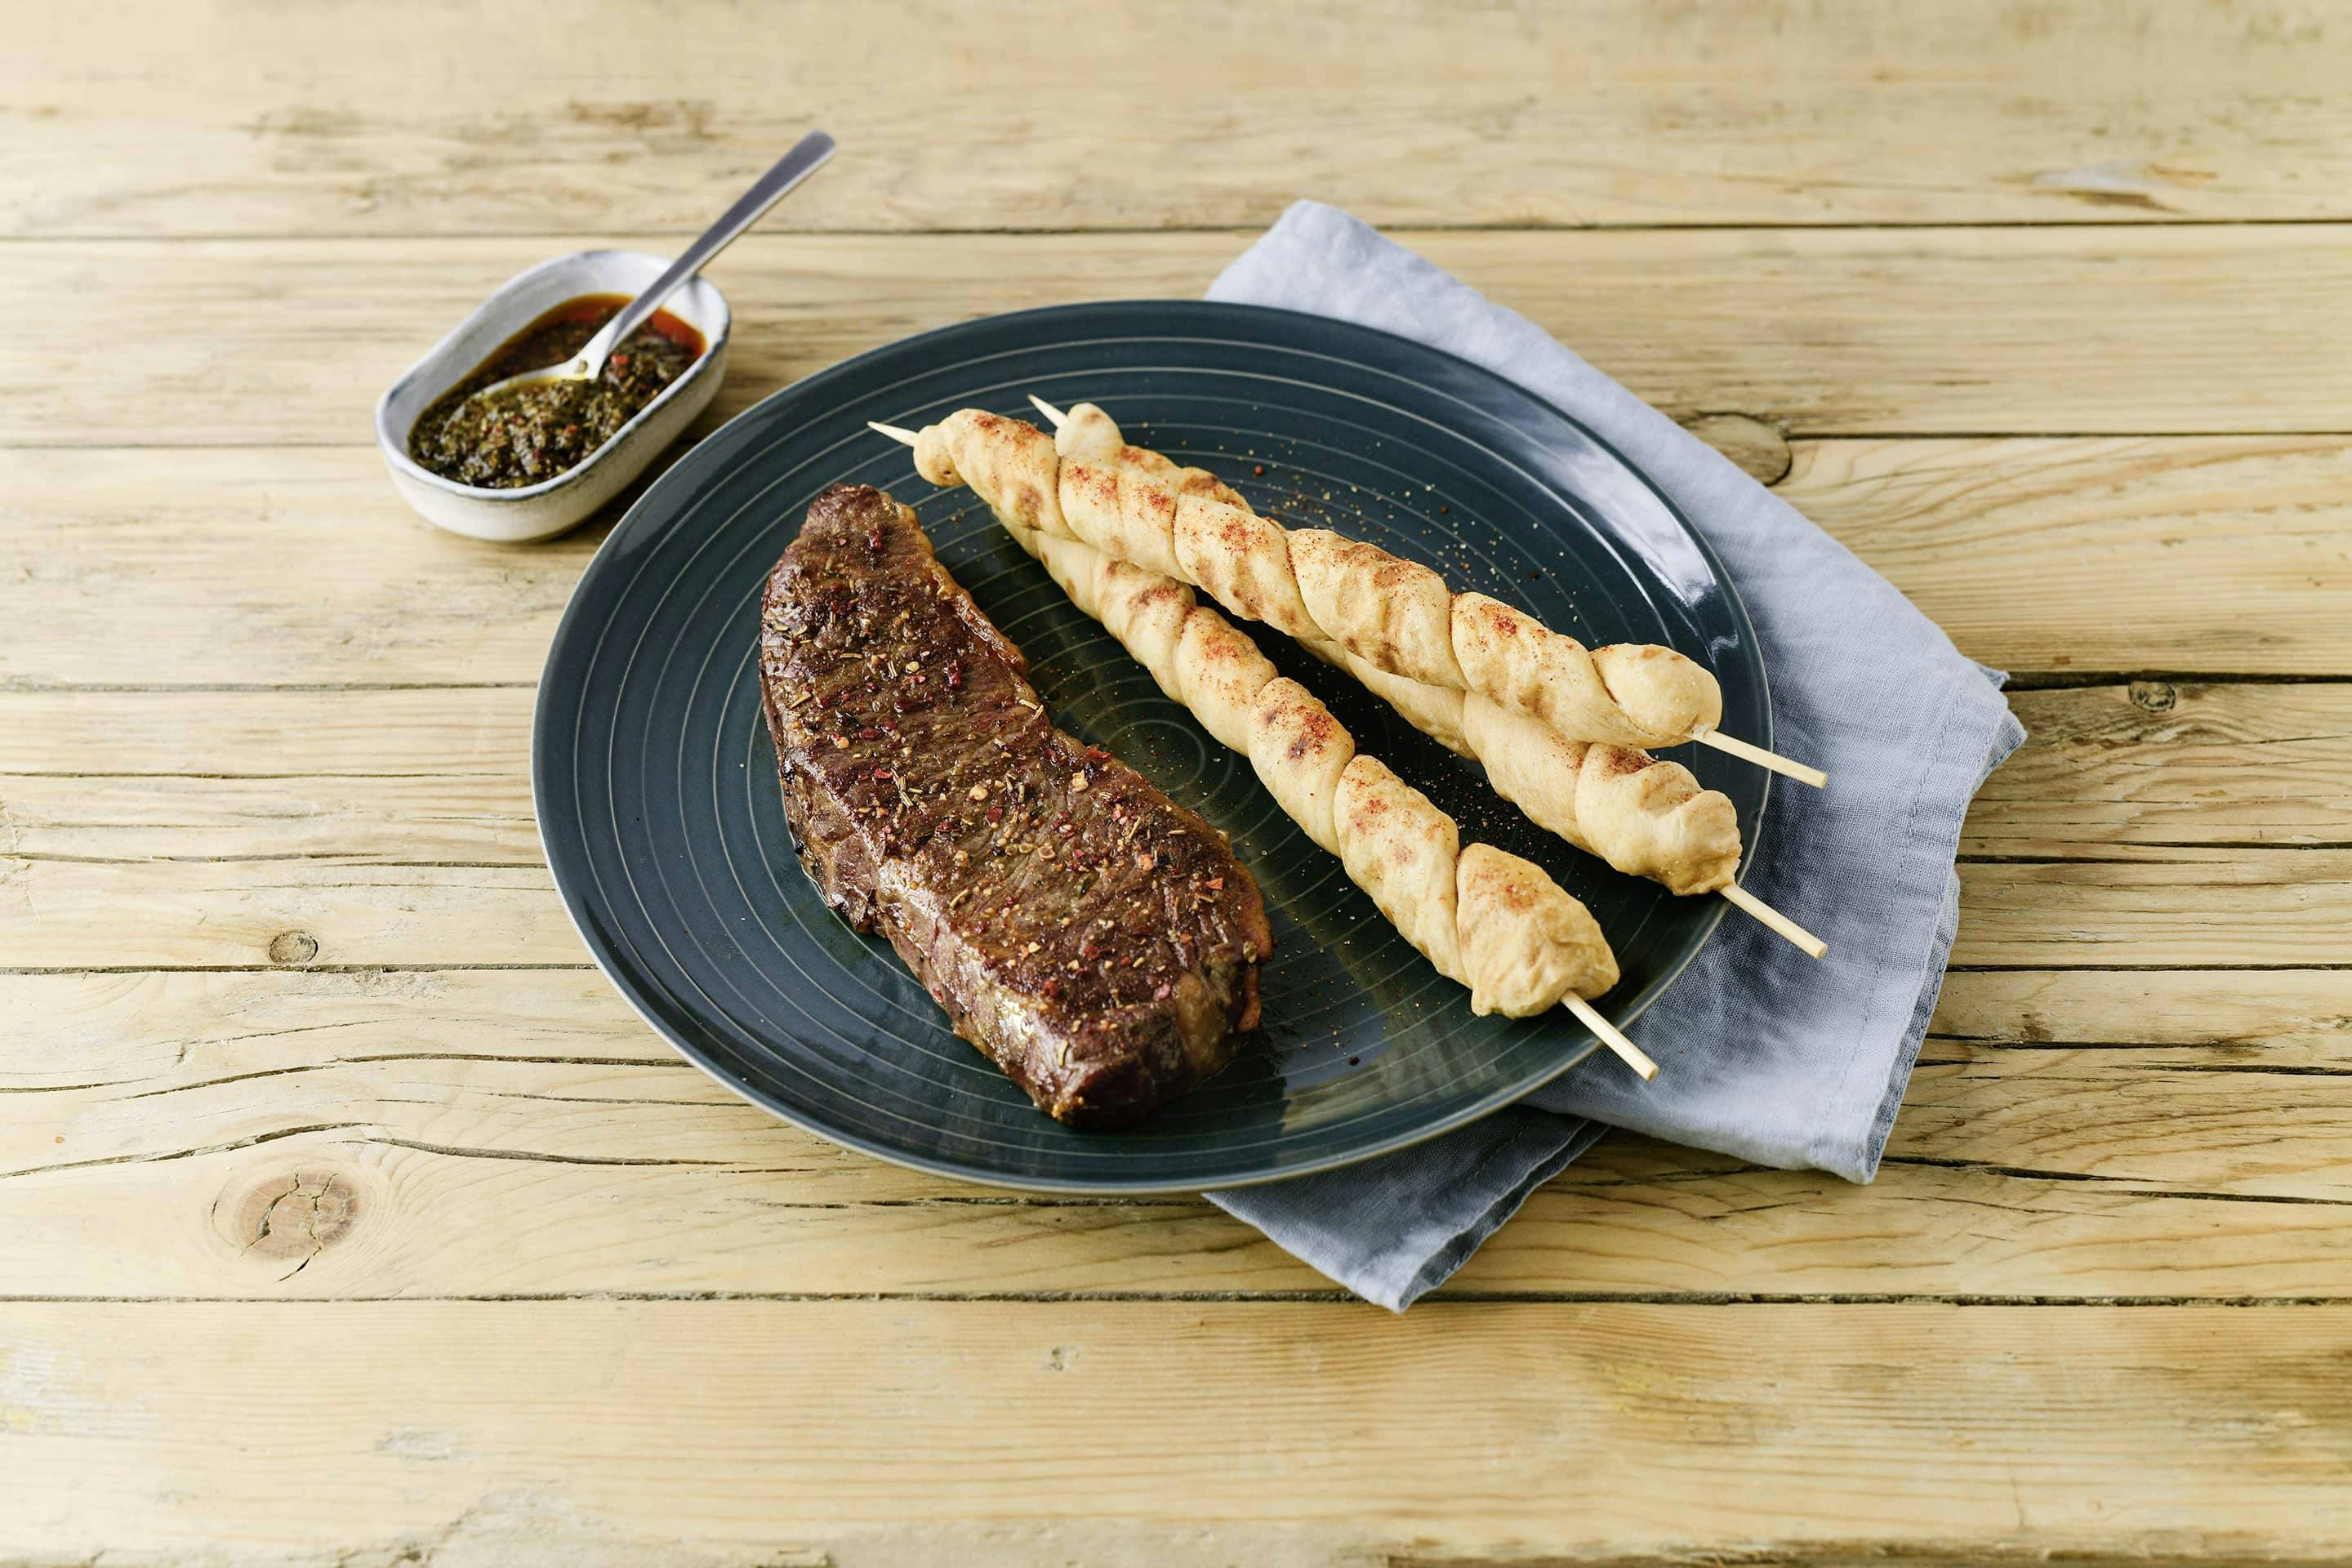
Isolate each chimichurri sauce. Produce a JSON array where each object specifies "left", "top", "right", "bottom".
[{"left": 407, "top": 294, "right": 705, "bottom": 489}]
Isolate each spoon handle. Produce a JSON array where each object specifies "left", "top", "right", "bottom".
[{"left": 588, "top": 130, "right": 838, "bottom": 366}]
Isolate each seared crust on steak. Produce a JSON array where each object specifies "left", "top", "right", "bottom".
[{"left": 759, "top": 484, "right": 1270, "bottom": 1126}]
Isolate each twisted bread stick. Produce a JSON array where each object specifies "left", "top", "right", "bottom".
[
  {"left": 913, "top": 406, "right": 1745, "bottom": 898},
  {"left": 1061, "top": 405, "right": 1750, "bottom": 898},
  {"left": 1007, "top": 512, "right": 1622, "bottom": 1025},
  {"left": 909, "top": 407, "right": 1723, "bottom": 749}
]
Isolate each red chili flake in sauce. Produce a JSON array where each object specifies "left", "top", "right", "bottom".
[{"left": 986, "top": 805, "right": 1004, "bottom": 823}]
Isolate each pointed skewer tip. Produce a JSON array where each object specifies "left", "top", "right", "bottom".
[
  {"left": 1027, "top": 394, "right": 1068, "bottom": 429},
  {"left": 867, "top": 421, "right": 919, "bottom": 447}
]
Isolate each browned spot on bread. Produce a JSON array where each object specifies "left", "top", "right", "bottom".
[
  {"left": 1593, "top": 745, "right": 1655, "bottom": 779},
  {"left": 1177, "top": 471, "right": 1239, "bottom": 503},
  {"left": 1285, "top": 705, "right": 1338, "bottom": 761}
]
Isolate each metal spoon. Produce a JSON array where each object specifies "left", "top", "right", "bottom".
[{"left": 461, "top": 130, "right": 836, "bottom": 411}]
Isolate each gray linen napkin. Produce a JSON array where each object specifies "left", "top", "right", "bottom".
[{"left": 1205, "top": 203, "right": 2025, "bottom": 1310}]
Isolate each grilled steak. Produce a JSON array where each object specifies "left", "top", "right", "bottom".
[{"left": 759, "top": 484, "right": 1271, "bottom": 1126}]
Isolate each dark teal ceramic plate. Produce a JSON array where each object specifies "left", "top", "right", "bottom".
[{"left": 534, "top": 301, "right": 1769, "bottom": 1193}]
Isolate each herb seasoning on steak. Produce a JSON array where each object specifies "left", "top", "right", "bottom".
[{"left": 759, "top": 484, "right": 1270, "bottom": 1126}]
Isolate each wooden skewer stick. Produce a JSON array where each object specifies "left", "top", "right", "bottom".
[
  {"left": 868, "top": 421, "right": 920, "bottom": 444},
  {"left": 1721, "top": 883, "right": 1828, "bottom": 960},
  {"left": 1727, "top": 888, "right": 1824, "bottom": 956},
  {"left": 876, "top": 413, "right": 1825, "bottom": 959},
  {"left": 1693, "top": 726, "right": 1829, "bottom": 790},
  {"left": 1566, "top": 997, "right": 1659, "bottom": 1080},
  {"left": 1028, "top": 394, "right": 1069, "bottom": 426}
]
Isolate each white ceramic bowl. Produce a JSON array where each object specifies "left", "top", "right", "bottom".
[{"left": 374, "top": 250, "right": 731, "bottom": 543}]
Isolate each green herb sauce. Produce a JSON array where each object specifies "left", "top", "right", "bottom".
[{"left": 408, "top": 294, "right": 704, "bottom": 489}]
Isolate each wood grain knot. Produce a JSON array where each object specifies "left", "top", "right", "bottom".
[
  {"left": 1678, "top": 413, "right": 1791, "bottom": 487},
  {"left": 220, "top": 1169, "right": 358, "bottom": 1277},
  {"left": 268, "top": 929, "right": 320, "bottom": 964},
  {"left": 2129, "top": 679, "right": 2178, "bottom": 712}
]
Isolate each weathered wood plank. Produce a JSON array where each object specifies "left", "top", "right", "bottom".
[
  {"left": 4, "top": 844, "right": 2336, "bottom": 969},
  {"left": 23, "top": 1020, "right": 2345, "bottom": 1196},
  {"left": 16, "top": 966, "right": 2345, "bottom": 1098},
  {"left": 4, "top": 1301, "right": 2350, "bottom": 1564},
  {"left": 4, "top": 684, "right": 2345, "bottom": 974},
  {"left": 0, "top": 858, "right": 577, "bottom": 968},
  {"left": 1977, "top": 684, "right": 2352, "bottom": 853},
  {"left": 1, "top": 450, "right": 604, "bottom": 689},
  {"left": 12, "top": 0, "right": 2351, "bottom": 237},
  {"left": 8, "top": 680, "right": 2347, "bottom": 865},
  {"left": 0, "top": 969, "right": 657, "bottom": 1094},
  {"left": 1931, "top": 967, "right": 2352, "bottom": 1060},
  {"left": 10, "top": 229, "right": 2352, "bottom": 447},
  {"left": 1787, "top": 438, "right": 2352, "bottom": 677},
  {"left": 2, "top": 965, "right": 2347, "bottom": 1303},
  {"left": 9, "top": 1095, "right": 2352, "bottom": 1303},
  {"left": 10, "top": 439, "right": 2352, "bottom": 693},
  {"left": 1895, "top": 1042, "right": 2352, "bottom": 1198},
  {"left": 0, "top": 769, "right": 533, "bottom": 863},
  {"left": 1947, "top": 851, "right": 2352, "bottom": 969}
]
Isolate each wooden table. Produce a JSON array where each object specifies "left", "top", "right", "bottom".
[{"left": 8, "top": 3, "right": 2352, "bottom": 1561}]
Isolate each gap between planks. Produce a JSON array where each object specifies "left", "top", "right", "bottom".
[
  {"left": 20, "top": 218, "right": 2352, "bottom": 246},
  {"left": 0, "top": 1291, "right": 2346, "bottom": 1306}
]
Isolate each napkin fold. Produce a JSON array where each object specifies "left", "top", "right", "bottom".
[{"left": 1205, "top": 203, "right": 2025, "bottom": 1309}]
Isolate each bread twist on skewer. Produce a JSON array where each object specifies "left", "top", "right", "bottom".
[
  {"left": 1044, "top": 402, "right": 1748, "bottom": 898},
  {"left": 897, "top": 403, "right": 1824, "bottom": 789},
  {"left": 875, "top": 405, "right": 1824, "bottom": 956},
  {"left": 995, "top": 510, "right": 1653, "bottom": 1076}
]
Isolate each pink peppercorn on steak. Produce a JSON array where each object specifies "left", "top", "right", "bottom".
[{"left": 759, "top": 484, "right": 1272, "bottom": 1127}]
